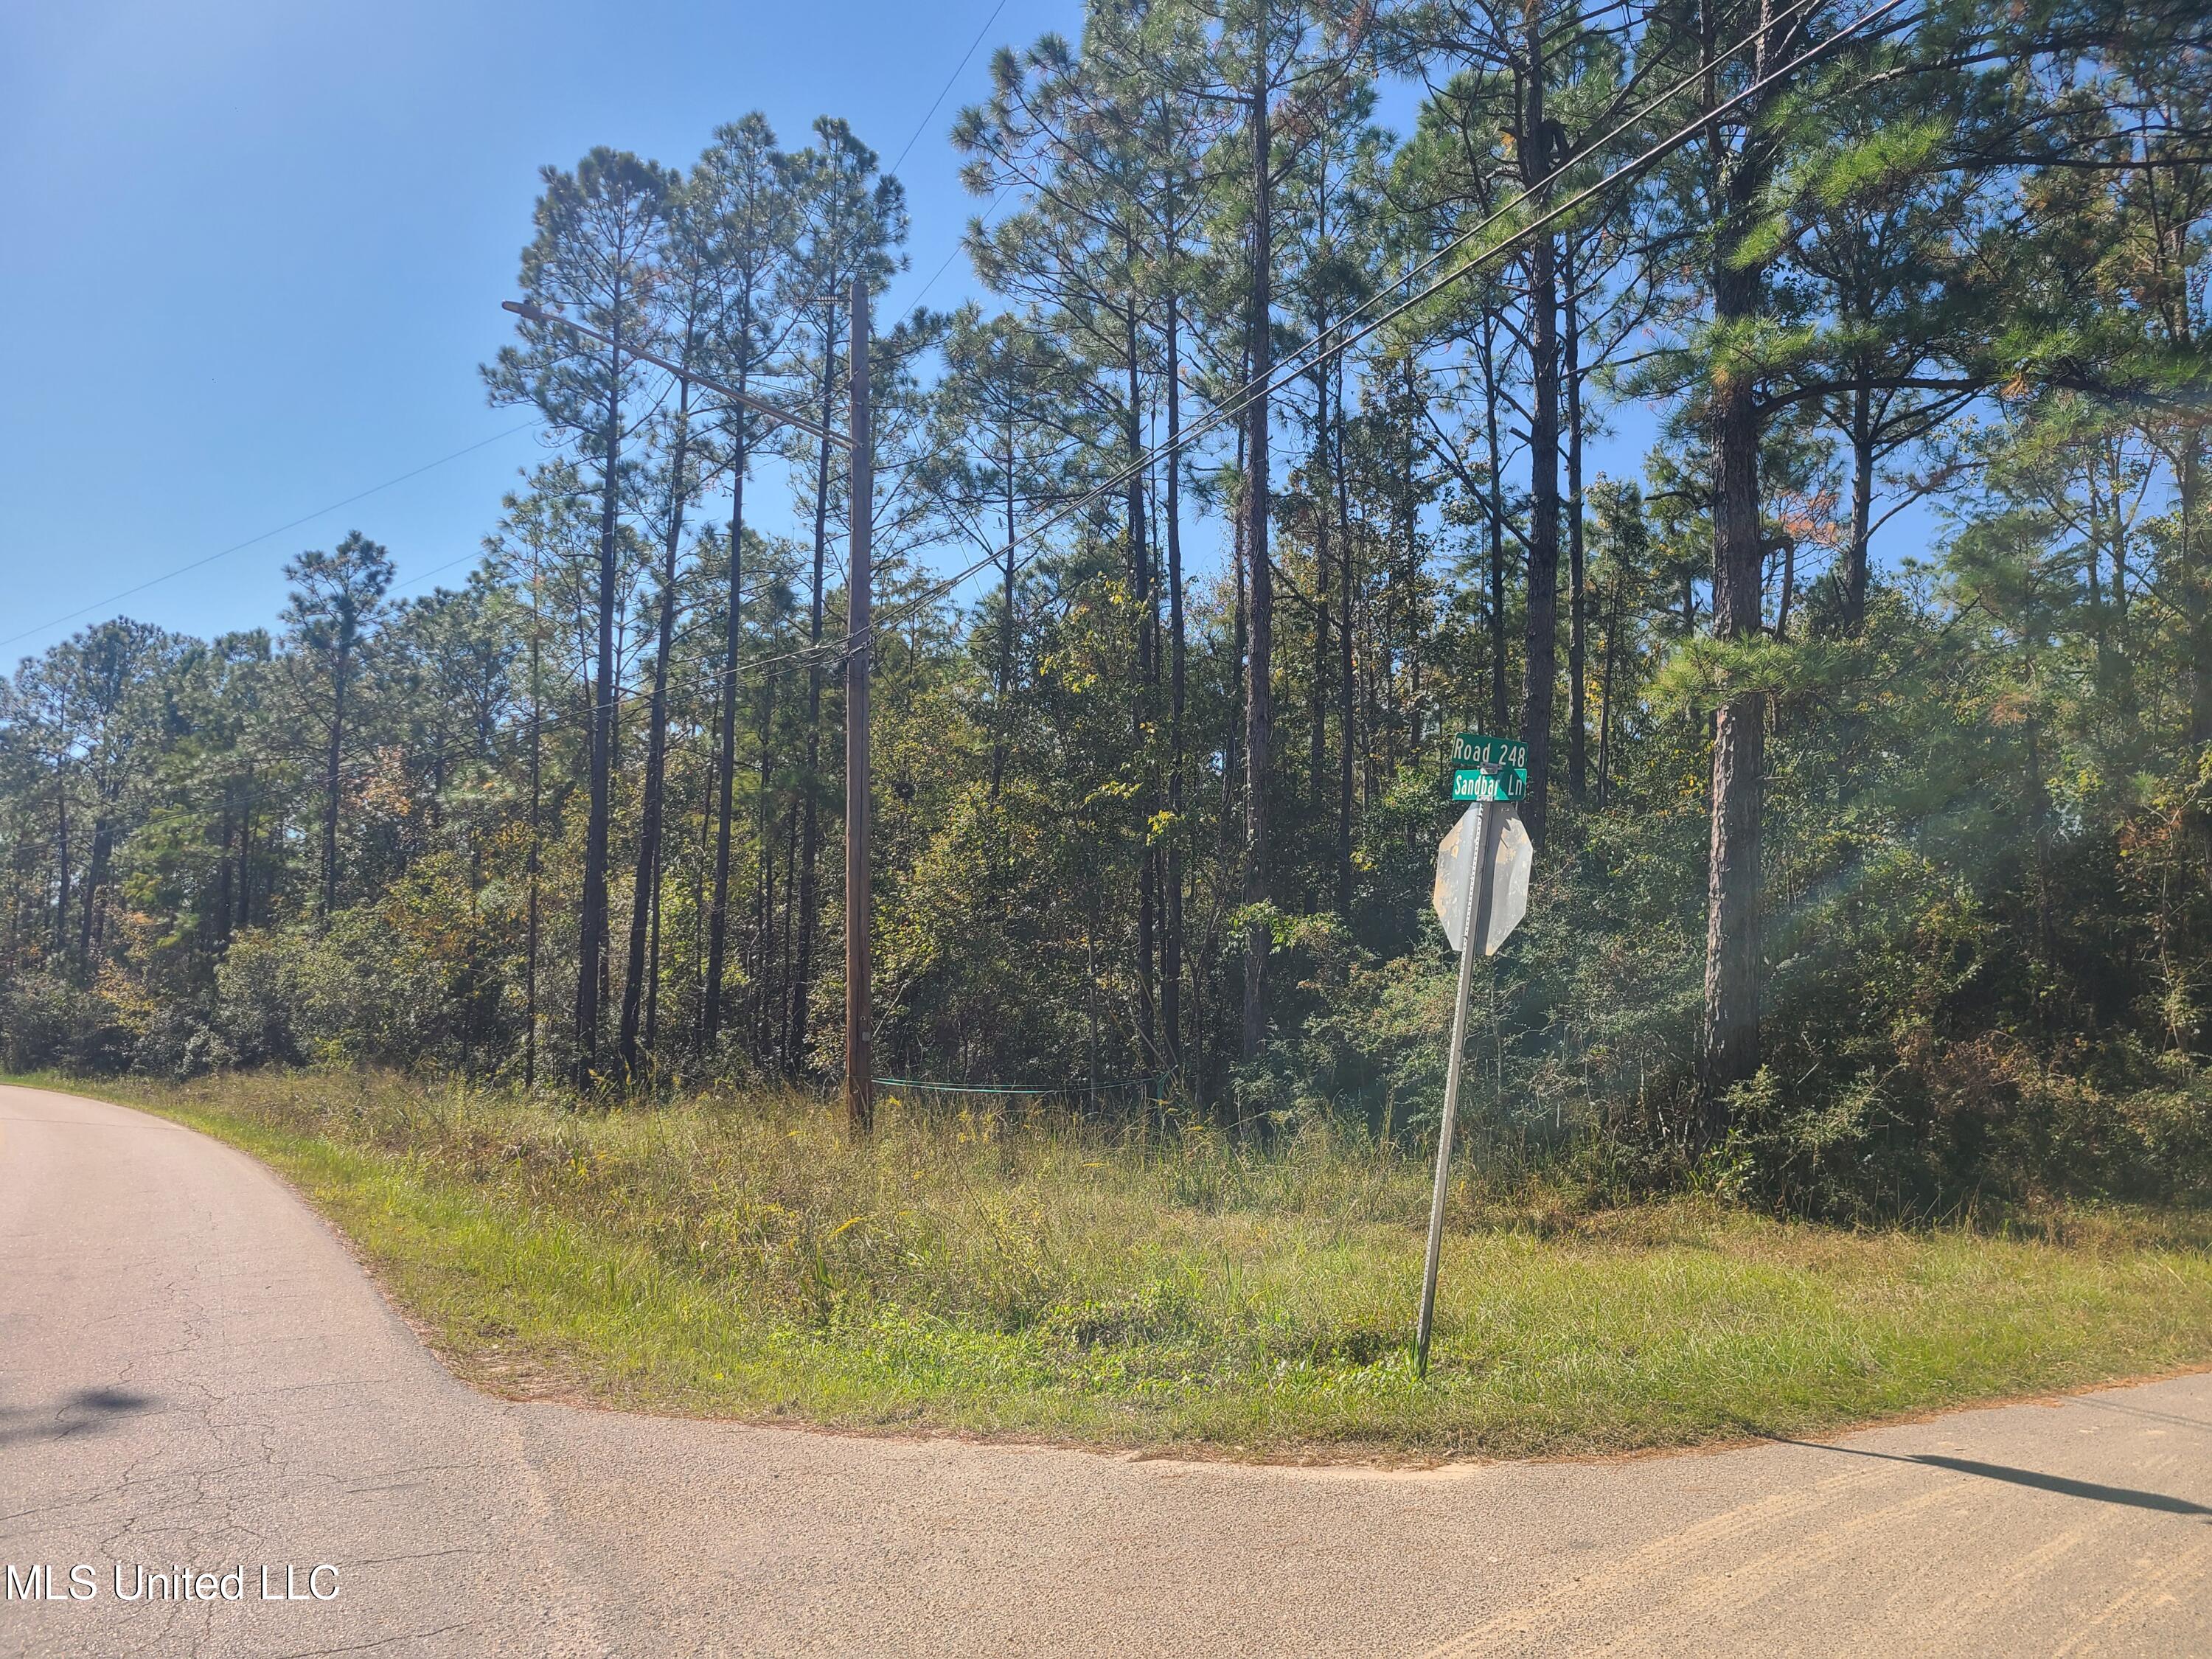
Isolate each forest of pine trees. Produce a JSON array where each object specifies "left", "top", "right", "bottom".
[{"left": 4, "top": 0, "right": 2210, "bottom": 1216}]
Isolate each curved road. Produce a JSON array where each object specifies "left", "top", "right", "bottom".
[{"left": 1, "top": 1082, "right": 2207, "bottom": 1657}]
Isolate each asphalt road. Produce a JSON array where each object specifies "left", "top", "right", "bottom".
[{"left": 2, "top": 1081, "right": 2208, "bottom": 1658}]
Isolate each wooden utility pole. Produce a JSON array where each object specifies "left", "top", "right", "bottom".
[
  {"left": 1242, "top": 7, "right": 1274, "bottom": 1065},
  {"left": 845, "top": 276, "right": 874, "bottom": 1137}
]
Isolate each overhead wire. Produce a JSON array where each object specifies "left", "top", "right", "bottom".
[
  {"left": 875, "top": 0, "right": 1016, "bottom": 327},
  {"left": 888, "top": 0, "right": 1010, "bottom": 180},
  {"left": 27, "top": 0, "right": 1032, "bottom": 830},
  {"left": 571, "top": 0, "right": 1908, "bottom": 722},
  {"left": 823, "top": 0, "right": 1834, "bottom": 636},
  {"left": 905, "top": 184, "right": 1012, "bottom": 317},
  {"left": 1, "top": 421, "right": 542, "bottom": 656},
  {"left": 809, "top": 0, "right": 1907, "bottom": 684}
]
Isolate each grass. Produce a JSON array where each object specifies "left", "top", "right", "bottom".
[{"left": 18, "top": 1067, "right": 2212, "bottom": 1459}]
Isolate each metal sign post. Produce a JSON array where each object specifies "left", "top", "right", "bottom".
[
  {"left": 1415, "top": 735, "right": 1537, "bottom": 1378},
  {"left": 1416, "top": 785, "right": 1506, "bottom": 1379}
]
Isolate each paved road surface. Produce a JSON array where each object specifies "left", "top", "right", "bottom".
[{"left": 2, "top": 1082, "right": 2208, "bottom": 1657}]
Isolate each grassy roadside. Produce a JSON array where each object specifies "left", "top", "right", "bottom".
[{"left": 17, "top": 1068, "right": 2212, "bottom": 1459}]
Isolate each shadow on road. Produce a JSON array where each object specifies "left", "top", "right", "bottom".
[
  {"left": 0, "top": 1385, "right": 159, "bottom": 1446},
  {"left": 1912, "top": 1455, "right": 2212, "bottom": 1516},
  {"left": 1767, "top": 1437, "right": 2212, "bottom": 1519}
]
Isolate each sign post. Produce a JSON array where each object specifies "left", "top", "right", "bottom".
[{"left": 1416, "top": 737, "right": 1535, "bottom": 1378}]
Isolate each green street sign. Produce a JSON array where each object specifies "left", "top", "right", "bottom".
[
  {"left": 1453, "top": 766, "right": 1528, "bottom": 803},
  {"left": 1452, "top": 731, "right": 1529, "bottom": 771}
]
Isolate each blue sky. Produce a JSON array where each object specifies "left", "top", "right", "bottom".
[{"left": 1, "top": 0, "right": 1087, "bottom": 661}]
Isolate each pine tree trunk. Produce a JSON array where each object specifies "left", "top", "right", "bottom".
[
  {"left": 619, "top": 383, "right": 692, "bottom": 1079},
  {"left": 778, "top": 799, "right": 799, "bottom": 1068},
  {"left": 1226, "top": 352, "right": 1248, "bottom": 855},
  {"left": 215, "top": 795, "right": 234, "bottom": 948},
  {"left": 1598, "top": 573, "right": 1618, "bottom": 805},
  {"left": 577, "top": 322, "right": 623, "bottom": 1090},
  {"left": 990, "top": 429, "right": 1016, "bottom": 798},
  {"left": 792, "top": 307, "right": 840, "bottom": 1077},
  {"left": 705, "top": 351, "right": 754, "bottom": 1051},
  {"left": 1335, "top": 352, "right": 1357, "bottom": 916},
  {"left": 236, "top": 764, "right": 254, "bottom": 933},
  {"left": 1480, "top": 311, "right": 1509, "bottom": 731},
  {"left": 1164, "top": 289, "right": 1186, "bottom": 1076},
  {"left": 1846, "top": 379, "right": 1873, "bottom": 631},
  {"left": 1565, "top": 237, "right": 1587, "bottom": 803},
  {"left": 79, "top": 815, "right": 111, "bottom": 967},
  {"left": 2185, "top": 429, "right": 2212, "bottom": 745},
  {"left": 52, "top": 768, "right": 69, "bottom": 958},
  {"left": 1311, "top": 355, "right": 1332, "bottom": 818},
  {"left": 754, "top": 668, "right": 779, "bottom": 1064},
  {"left": 644, "top": 835, "right": 664, "bottom": 1064},
  {"left": 1776, "top": 534, "right": 1797, "bottom": 640},
  {"left": 52, "top": 765, "right": 72, "bottom": 960},
  {"left": 526, "top": 627, "right": 541, "bottom": 1091},
  {"left": 1401, "top": 356, "right": 1421, "bottom": 765},
  {"left": 321, "top": 641, "right": 348, "bottom": 921},
  {"left": 1127, "top": 310, "right": 1157, "bottom": 1070},
  {"left": 1700, "top": 200, "right": 1768, "bottom": 1137}
]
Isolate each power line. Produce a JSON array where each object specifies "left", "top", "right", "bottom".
[
  {"left": 888, "top": 0, "right": 1010, "bottom": 179},
  {"left": 535, "top": 0, "right": 1902, "bottom": 723},
  {"left": 59, "top": 0, "right": 1904, "bottom": 810},
  {"left": 880, "top": 0, "right": 1018, "bottom": 327},
  {"left": 1, "top": 421, "right": 541, "bottom": 656},
  {"left": 838, "top": 0, "right": 1904, "bottom": 668},
  {"left": 100, "top": 0, "right": 1884, "bottom": 869},
  {"left": 490, "top": 9, "right": 1800, "bottom": 709},
  {"left": 906, "top": 184, "right": 1012, "bottom": 317},
  {"left": 389, "top": 549, "right": 492, "bottom": 599}
]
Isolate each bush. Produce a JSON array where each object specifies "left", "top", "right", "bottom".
[
  {"left": 1, "top": 969, "right": 129, "bottom": 1073},
  {"left": 206, "top": 854, "right": 515, "bottom": 1071},
  {"left": 214, "top": 931, "right": 304, "bottom": 1065}
]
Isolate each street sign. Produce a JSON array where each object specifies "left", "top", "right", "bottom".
[
  {"left": 1484, "top": 810, "right": 1532, "bottom": 954},
  {"left": 1451, "top": 731, "right": 1529, "bottom": 771},
  {"left": 1431, "top": 803, "right": 1532, "bottom": 956},
  {"left": 1430, "top": 804, "right": 1481, "bottom": 954},
  {"left": 1452, "top": 766, "right": 1528, "bottom": 803}
]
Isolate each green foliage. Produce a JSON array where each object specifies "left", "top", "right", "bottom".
[
  {"left": 206, "top": 856, "right": 514, "bottom": 1071},
  {"left": 4, "top": 0, "right": 2212, "bottom": 1227},
  {"left": 1648, "top": 633, "right": 1851, "bottom": 710}
]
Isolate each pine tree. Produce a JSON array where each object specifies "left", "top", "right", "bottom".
[
  {"left": 281, "top": 533, "right": 394, "bottom": 922},
  {"left": 486, "top": 147, "right": 672, "bottom": 1088}
]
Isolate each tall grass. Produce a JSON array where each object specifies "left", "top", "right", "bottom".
[{"left": 31, "top": 1069, "right": 2212, "bottom": 1457}]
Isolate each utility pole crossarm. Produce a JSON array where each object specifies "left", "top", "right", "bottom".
[{"left": 501, "top": 299, "right": 849, "bottom": 450}]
